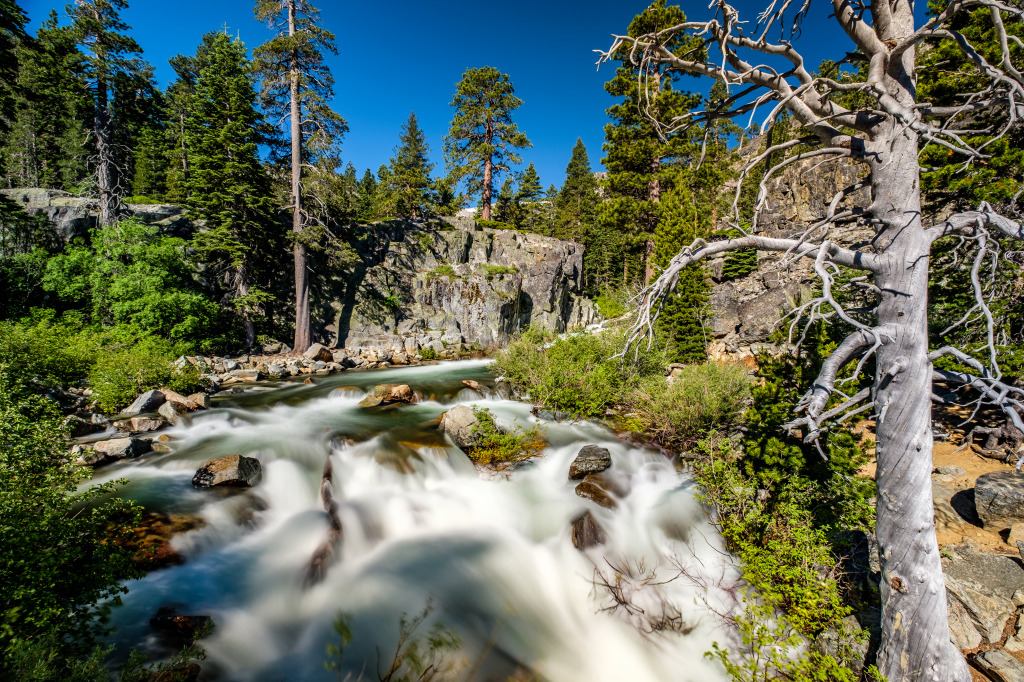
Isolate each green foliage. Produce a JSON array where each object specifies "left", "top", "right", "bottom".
[
  {"left": 426, "top": 264, "right": 458, "bottom": 279},
  {"left": 466, "top": 406, "right": 544, "bottom": 465},
  {"left": 492, "top": 327, "right": 664, "bottom": 419},
  {"left": 42, "top": 218, "right": 225, "bottom": 348},
  {"left": 742, "top": 334, "right": 875, "bottom": 530},
  {"left": 443, "top": 66, "right": 532, "bottom": 218},
  {"left": 593, "top": 292, "right": 627, "bottom": 319},
  {"left": 480, "top": 264, "right": 517, "bottom": 278},
  {"left": 624, "top": 363, "right": 749, "bottom": 450},
  {"left": 418, "top": 347, "right": 439, "bottom": 360},
  {"left": 88, "top": 334, "right": 203, "bottom": 413},
  {"left": 376, "top": 112, "right": 434, "bottom": 219},
  {"left": 475, "top": 219, "right": 513, "bottom": 230},
  {"left": 0, "top": 366, "right": 142, "bottom": 663},
  {"left": 552, "top": 138, "right": 598, "bottom": 244}
]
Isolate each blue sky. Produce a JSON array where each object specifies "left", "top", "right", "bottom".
[{"left": 22, "top": 0, "right": 867, "bottom": 194}]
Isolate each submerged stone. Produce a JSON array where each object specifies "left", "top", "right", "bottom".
[{"left": 569, "top": 445, "right": 612, "bottom": 480}]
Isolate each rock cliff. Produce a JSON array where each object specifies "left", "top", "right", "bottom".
[
  {"left": 703, "top": 155, "right": 873, "bottom": 358},
  {"left": 333, "top": 217, "right": 597, "bottom": 352}
]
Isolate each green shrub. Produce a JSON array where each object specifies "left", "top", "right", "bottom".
[
  {"left": 0, "top": 311, "right": 104, "bottom": 387},
  {"left": 419, "top": 347, "right": 439, "bottom": 360},
  {"left": 480, "top": 264, "right": 518, "bottom": 278},
  {"left": 476, "top": 219, "right": 513, "bottom": 230},
  {"left": 491, "top": 327, "right": 664, "bottom": 419},
  {"left": 426, "top": 264, "right": 458, "bottom": 279},
  {"left": 88, "top": 335, "right": 204, "bottom": 413},
  {"left": 594, "top": 292, "right": 627, "bottom": 319},
  {"left": 624, "top": 363, "right": 750, "bottom": 449},
  {"left": 0, "top": 368, "right": 142, "bottom": 662},
  {"left": 467, "top": 407, "right": 545, "bottom": 466}
]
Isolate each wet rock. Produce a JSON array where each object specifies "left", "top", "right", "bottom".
[
  {"left": 187, "top": 393, "right": 211, "bottom": 409},
  {"left": 975, "top": 471, "right": 1024, "bottom": 530},
  {"left": 158, "top": 389, "right": 198, "bottom": 409},
  {"left": 65, "top": 414, "right": 104, "bottom": 438},
  {"left": 78, "top": 437, "right": 152, "bottom": 466},
  {"left": 267, "top": 364, "right": 287, "bottom": 378},
  {"left": 151, "top": 433, "right": 176, "bottom": 454},
  {"left": 192, "top": 455, "right": 262, "bottom": 488},
  {"left": 304, "top": 343, "right": 333, "bottom": 362},
  {"left": 229, "top": 368, "right": 263, "bottom": 383},
  {"left": 114, "top": 417, "right": 165, "bottom": 433},
  {"left": 439, "top": 404, "right": 479, "bottom": 450},
  {"left": 358, "top": 383, "right": 414, "bottom": 408},
  {"left": 571, "top": 511, "right": 606, "bottom": 550},
  {"left": 130, "top": 512, "right": 205, "bottom": 571},
  {"left": 569, "top": 445, "right": 612, "bottom": 480},
  {"left": 575, "top": 476, "right": 617, "bottom": 509},
  {"left": 935, "top": 464, "right": 967, "bottom": 477},
  {"left": 158, "top": 400, "right": 191, "bottom": 426},
  {"left": 974, "top": 649, "right": 1024, "bottom": 682},
  {"left": 122, "top": 389, "right": 165, "bottom": 416},
  {"left": 150, "top": 609, "right": 213, "bottom": 641},
  {"left": 145, "top": 664, "right": 201, "bottom": 682},
  {"left": 462, "top": 379, "right": 485, "bottom": 393}
]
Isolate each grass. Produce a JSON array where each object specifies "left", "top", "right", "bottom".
[{"left": 426, "top": 264, "right": 458, "bottom": 279}]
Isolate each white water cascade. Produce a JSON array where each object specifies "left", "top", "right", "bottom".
[{"left": 94, "top": 359, "right": 738, "bottom": 681}]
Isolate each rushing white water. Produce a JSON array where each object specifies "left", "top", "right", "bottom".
[{"left": 98, "top": 359, "right": 738, "bottom": 681}]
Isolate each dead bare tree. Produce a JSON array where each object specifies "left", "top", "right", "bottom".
[{"left": 597, "top": 1, "right": 1024, "bottom": 680}]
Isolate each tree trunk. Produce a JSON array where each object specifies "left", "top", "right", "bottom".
[
  {"left": 870, "top": 7, "right": 969, "bottom": 679},
  {"left": 288, "top": 0, "right": 311, "bottom": 353},
  {"left": 95, "top": 75, "right": 115, "bottom": 226},
  {"left": 482, "top": 156, "right": 492, "bottom": 221}
]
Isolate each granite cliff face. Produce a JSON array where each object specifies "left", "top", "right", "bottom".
[
  {"left": 703, "top": 155, "right": 873, "bottom": 358},
  {"left": 334, "top": 218, "right": 597, "bottom": 352}
]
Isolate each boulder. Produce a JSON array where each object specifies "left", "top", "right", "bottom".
[
  {"left": 192, "top": 455, "right": 262, "bottom": 488},
  {"left": 64, "top": 414, "right": 104, "bottom": 438},
  {"left": 571, "top": 511, "right": 606, "bottom": 550},
  {"left": 267, "top": 364, "right": 287, "bottom": 378},
  {"left": 569, "top": 445, "right": 612, "bottom": 480},
  {"left": 575, "top": 476, "right": 617, "bottom": 509},
  {"left": 122, "top": 389, "right": 165, "bottom": 416},
  {"left": 114, "top": 417, "right": 165, "bottom": 433},
  {"left": 158, "top": 400, "right": 191, "bottom": 426},
  {"left": 943, "top": 543, "right": 1024, "bottom": 644},
  {"left": 158, "top": 389, "right": 198, "bottom": 409},
  {"left": 187, "top": 393, "right": 211, "bottom": 409},
  {"left": 439, "top": 404, "right": 479, "bottom": 450},
  {"left": 304, "top": 343, "right": 333, "bottom": 362},
  {"left": 79, "top": 437, "right": 153, "bottom": 466},
  {"left": 358, "top": 383, "right": 414, "bottom": 408},
  {"left": 974, "top": 649, "right": 1024, "bottom": 682},
  {"left": 933, "top": 480, "right": 970, "bottom": 534},
  {"left": 935, "top": 464, "right": 967, "bottom": 477},
  {"left": 229, "top": 369, "right": 263, "bottom": 383},
  {"left": 975, "top": 471, "right": 1024, "bottom": 530}
]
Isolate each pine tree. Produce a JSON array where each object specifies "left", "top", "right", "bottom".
[
  {"left": 66, "top": 0, "right": 143, "bottom": 225},
  {"left": 184, "top": 31, "right": 281, "bottom": 348},
  {"left": 515, "top": 161, "right": 542, "bottom": 231},
  {"left": 443, "top": 66, "right": 531, "bottom": 221},
  {"left": 356, "top": 168, "right": 376, "bottom": 222},
  {"left": 378, "top": 112, "right": 434, "bottom": 219},
  {"left": 553, "top": 138, "right": 598, "bottom": 243},
  {"left": 111, "top": 65, "right": 164, "bottom": 200},
  {"left": 2, "top": 11, "right": 91, "bottom": 190},
  {"left": 653, "top": 185, "right": 710, "bottom": 364},
  {"left": 0, "top": 0, "right": 28, "bottom": 138},
  {"left": 599, "top": 0, "right": 700, "bottom": 289},
  {"left": 253, "top": 0, "right": 347, "bottom": 352},
  {"left": 493, "top": 175, "right": 517, "bottom": 226}
]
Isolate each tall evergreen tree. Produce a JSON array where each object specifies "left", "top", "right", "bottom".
[
  {"left": 443, "top": 66, "right": 531, "bottom": 221},
  {"left": 377, "top": 112, "right": 434, "bottom": 219},
  {"left": 0, "top": 0, "right": 28, "bottom": 138},
  {"left": 553, "top": 138, "right": 598, "bottom": 243},
  {"left": 493, "top": 175, "right": 517, "bottom": 225},
  {"left": 599, "top": 0, "right": 700, "bottom": 289},
  {"left": 653, "top": 185, "right": 710, "bottom": 363},
  {"left": 111, "top": 65, "right": 164, "bottom": 200},
  {"left": 356, "top": 168, "right": 376, "bottom": 223},
  {"left": 184, "top": 31, "right": 281, "bottom": 348},
  {"left": 66, "top": 0, "right": 142, "bottom": 225},
  {"left": 2, "top": 12, "right": 91, "bottom": 189},
  {"left": 514, "top": 162, "right": 543, "bottom": 231},
  {"left": 253, "top": 0, "right": 347, "bottom": 352}
]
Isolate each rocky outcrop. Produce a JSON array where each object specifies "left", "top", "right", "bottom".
[
  {"left": 333, "top": 219, "right": 597, "bottom": 351},
  {"left": 705, "top": 156, "right": 873, "bottom": 357},
  {"left": 975, "top": 471, "right": 1024, "bottom": 531},
  {"left": 0, "top": 188, "right": 194, "bottom": 242},
  {"left": 438, "top": 404, "right": 479, "bottom": 450}
]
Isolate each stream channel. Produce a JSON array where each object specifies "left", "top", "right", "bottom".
[{"left": 91, "top": 359, "right": 737, "bottom": 681}]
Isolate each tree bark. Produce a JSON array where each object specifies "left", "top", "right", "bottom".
[
  {"left": 869, "top": 7, "right": 969, "bottom": 679},
  {"left": 95, "top": 74, "right": 115, "bottom": 226},
  {"left": 482, "top": 156, "right": 492, "bottom": 221},
  {"left": 289, "top": 0, "right": 311, "bottom": 353}
]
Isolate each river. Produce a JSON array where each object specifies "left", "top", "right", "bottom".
[{"left": 90, "top": 359, "right": 737, "bottom": 681}]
